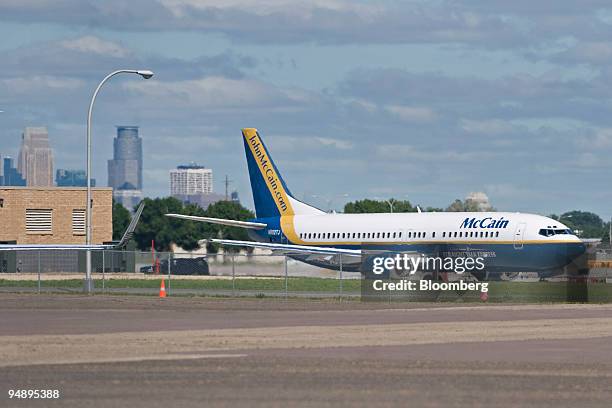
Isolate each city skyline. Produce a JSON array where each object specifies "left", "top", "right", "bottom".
[{"left": 3, "top": 2, "right": 612, "bottom": 217}]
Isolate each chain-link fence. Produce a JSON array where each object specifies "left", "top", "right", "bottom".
[
  {"left": 0, "top": 249, "right": 359, "bottom": 299},
  {"left": 0, "top": 249, "right": 611, "bottom": 302}
]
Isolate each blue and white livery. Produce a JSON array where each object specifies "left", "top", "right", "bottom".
[{"left": 167, "top": 129, "right": 585, "bottom": 275}]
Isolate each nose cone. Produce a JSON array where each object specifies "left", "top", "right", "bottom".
[{"left": 564, "top": 241, "right": 587, "bottom": 266}]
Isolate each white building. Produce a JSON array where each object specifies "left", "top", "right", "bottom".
[
  {"left": 465, "top": 191, "right": 492, "bottom": 211},
  {"left": 170, "top": 163, "right": 213, "bottom": 196}
]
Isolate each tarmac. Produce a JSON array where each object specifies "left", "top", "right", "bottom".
[{"left": 1, "top": 294, "right": 612, "bottom": 407}]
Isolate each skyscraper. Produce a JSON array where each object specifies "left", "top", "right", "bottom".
[
  {"left": 107, "top": 126, "right": 143, "bottom": 209},
  {"left": 170, "top": 163, "right": 223, "bottom": 209},
  {"left": 18, "top": 127, "right": 54, "bottom": 186},
  {"left": 170, "top": 163, "right": 213, "bottom": 196},
  {"left": 2, "top": 157, "right": 26, "bottom": 186}
]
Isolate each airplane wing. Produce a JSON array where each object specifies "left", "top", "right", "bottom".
[
  {"left": 166, "top": 214, "right": 267, "bottom": 229},
  {"left": 208, "top": 238, "right": 362, "bottom": 264},
  {"left": 0, "top": 244, "right": 111, "bottom": 251}
]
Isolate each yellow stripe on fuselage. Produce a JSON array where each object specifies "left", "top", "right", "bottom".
[{"left": 293, "top": 239, "right": 582, "bottom": 246}]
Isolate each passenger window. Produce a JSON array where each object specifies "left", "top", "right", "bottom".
[
  {"left": 433, "top": 232, "right": 436, "bottom": 238},
  {"left": 496, "top": 231, "right": 499, "bottom": 237},
  {"left": 480, "top": 231, "right": 483, "bottom": 238}
]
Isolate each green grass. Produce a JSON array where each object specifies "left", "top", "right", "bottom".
[
  {"left": 0, "top": 277, "right": 361, "bottom": 292},
  {"left": 0, "top": 278, "right": 610, "bottom": 302}
]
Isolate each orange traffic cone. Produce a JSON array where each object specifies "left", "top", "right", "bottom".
[{"left": 159, "top": 279, "right": 167, "bottom": 298}]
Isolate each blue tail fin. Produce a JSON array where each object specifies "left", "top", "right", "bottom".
[{"left": 242, "top": 128, "right": 323, "bottom": 218}]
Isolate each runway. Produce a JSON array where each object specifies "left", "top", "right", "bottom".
[{"left": 1, "top": 294, "right": 611, "bottom": 407}]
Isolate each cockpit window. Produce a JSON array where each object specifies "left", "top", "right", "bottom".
[{"left": 539, "top": 228, "right": 573, "bottom": 237}]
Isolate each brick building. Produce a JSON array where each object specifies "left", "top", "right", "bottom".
[{"left": 0, "top": 187, "right": 112, "bottom": 245}]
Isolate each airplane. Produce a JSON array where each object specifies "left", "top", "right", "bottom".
[
  {"left": 166, "top": 129, "right": 586, "bottom": 276},
  {"left": 0, "top": 202, "right": 144, "bottom": 251}
]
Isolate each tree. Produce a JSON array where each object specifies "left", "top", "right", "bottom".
[
  {"left": 558, "top": 210, "right": 604, "bottom": 238},
  {"left": 112, "top": 200, "right": 131, "bottom": 241},
  {"left": 133, "top": 197, "right": 187, "bottom": 252},
  {"left": 202, "top": 200, "right": 255, "bottom": 253},
  {"left": 132, "top": 197, "right": 255, "bottom": 252},
  {"left": 344, "top": 198, "right": 415, "bottom": 213}
]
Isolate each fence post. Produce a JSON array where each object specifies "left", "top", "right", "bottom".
[
  {"left": 167, "top": 252, "right": 172, "bottom": 296},
  {"left": 37, "top": 250, "right": 41, "bottom": 294},
  {"left": 339, "top": 253, "right": 343, "bottom": 299},
  {"left": 231, "top": 254, "right": 235, "bottom": 297},
  {"left": 102, "top": 251, "right": 105, "bottom": 294},
  {"left": 284, "top": 255, "right": 288, "bottom": 300}
]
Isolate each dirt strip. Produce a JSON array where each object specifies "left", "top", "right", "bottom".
[{"left": 2, "top": 317, "right": 612, "bottom": 367}]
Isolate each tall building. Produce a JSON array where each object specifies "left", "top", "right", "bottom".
[
  {"left": 170, "top": 163, "right": 213, "bottom": 196},
  {"left": 170, "top": 163, "right": 221, "bottom": 209},
  {"left": 2, "top": 157, "right": 26, "bottom": 186},
  {"left": 56, "top": 169, "right": 95, "bottom": 187},
  {"left": 107, "top": 126, "right": 143, "bottom": 209},
  {"left": 18, "top": 127, "right": 54, "bottom": 186}
]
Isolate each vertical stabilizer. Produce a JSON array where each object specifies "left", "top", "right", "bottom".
[{"left": 242, "top": 128, "right": 324, "bottom": 218}]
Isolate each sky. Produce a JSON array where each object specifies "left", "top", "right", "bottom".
[{"left": 1, "top": 1, "right": 612, "bottom": 217}]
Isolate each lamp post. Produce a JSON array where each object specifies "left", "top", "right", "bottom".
[{"left": 85, "top": 69, "right": 154, "bottom": 293}]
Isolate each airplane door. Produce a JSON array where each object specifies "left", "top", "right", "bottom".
[{"left": 514, "top": 222, "right": 526, "bottom": 249}]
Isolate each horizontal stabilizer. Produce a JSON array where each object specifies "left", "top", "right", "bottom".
[{"left": 165, "top": 214, "right": 267, "bottom": 230}]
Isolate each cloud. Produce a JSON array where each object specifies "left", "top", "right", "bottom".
[
  {"left": 124, "top": 76, "right": 318, "bottom": 113},
  {"left": 549, "top": 42, "right": 612, "bottom": 65},
  {"left": 460, "top": 119, "right": 518, "bottom": 135},
  {"left": 60, "top": 36, "right": 131, "bottom": 57},
  {"left": 385, "top": 105, "right": 437, "bottom": 123},
  {"left": 338, "top": 68, "right": 612, "bottom": 126},
  {"left": 0, "top": 0, "right": 528, "bottom": 47}
]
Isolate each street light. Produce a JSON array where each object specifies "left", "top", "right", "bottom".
[{"left": 85, "top": 69, "right": 154, "bottom": 293}]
